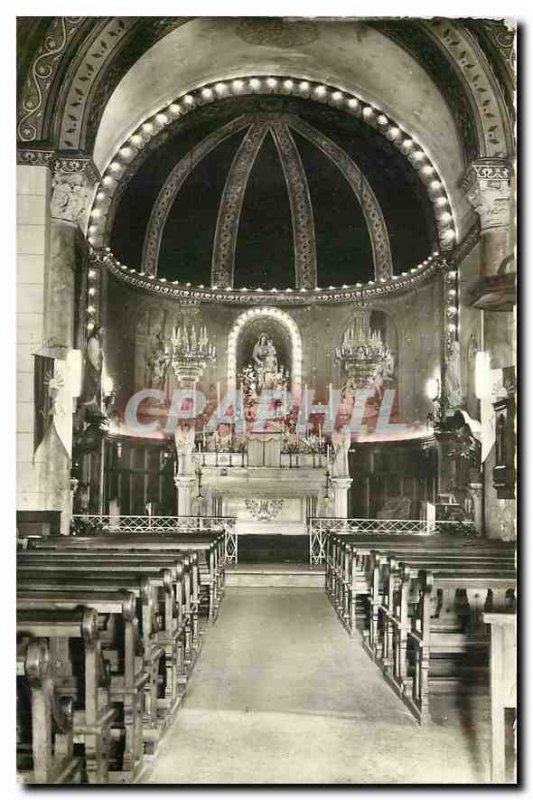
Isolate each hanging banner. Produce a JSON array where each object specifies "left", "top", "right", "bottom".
[
  {"left": 33, "top": 355, "right": 54, "bottom": 454},
  {"left": 52, "top": 358, "right": 73, "bottom": 458}
]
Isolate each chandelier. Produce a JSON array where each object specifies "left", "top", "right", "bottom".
[
  {"left": 335, "top": 309, "right": 388, "bottom": 387},
  {"left": 169, "top": 323, "right": 216, "bottom": 386}
]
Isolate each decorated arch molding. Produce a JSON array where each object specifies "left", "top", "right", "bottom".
[
  {"left": 141, "top": 115, "right": 252, "bottom": 274},
  {"left": 227, "top": 307, "right": 303, "bottom": 392},
  {"left": 88, "top": 75, "right": 459, "bottom": 261},
  {"left": 211, "top": 121, "right": 270, "bottom": 288},
  {"left": 287, "top": 115, "right": 393, "bottom": 280},
  {"left": 270, "top": 121, "right": 317, "bottom": 290},
  {"left": 141, "top": 111, "right": 391, "bottom": 286},
  {"left": 18, "top": 18, "right": 514, "bottom": 165},
  {"left": 422, "top": 19, "right": 514, "bottom": 158}
]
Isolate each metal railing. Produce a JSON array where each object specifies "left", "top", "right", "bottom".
[
  {"left": 70, "top": 514, "right": 238, "bottom": 564},
  {"left": 307, "top": 517, "right": 477, "bottom": 564}
]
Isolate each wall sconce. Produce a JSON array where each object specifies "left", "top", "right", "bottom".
[{"left": 475, "top": 351, "right": 492, "bottom": 400}]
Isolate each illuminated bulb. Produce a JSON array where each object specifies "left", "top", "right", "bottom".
[
  {"left": 315, "top": 85, "right": 327, "bottom": 97},
  {"left": 88, "top": 270, "right": 96, "bottom": 278},
  {"left": 183, "top": 94, "right": 195, "bottom": 106},
  {"left": 386, "top": 126, "right": 401, "bottom": 141},
  {"left": 249, "top": 78, "right": 261, "bottom": 90},
  {"left": 362, "top": 106, "right": 375, "bottom": 120},
  {"left": 88, "top": 287, "right": 96, "bottom": 296},
  {"left": 368, "top": 280, "right": 375, "bottom": 285},
  {"left": 186, "top": 282, "right": 191, "bottom": 287},
  {"left": 283, "top": 79, "right": 294, "bottom": 91},
  {"left": 201, "top": 87, "right": 213, "bottom": 101},
  {"left": 168, "top": 103, "right": 181, "bottom": 116},
  {"left": 214, "top": 82, "right": 227, "bottom": 94},
  {"left": 87, "top": 305, "right": 95, "bottom": 314},
  {"left": 448, "top": 288, "right": 457, "bottom": 297},
  {"left": 240, "top": 287, "right": 248, "bottom": 291},
  {"left": 411, "top": 150, "right": 425, "bottom": 162},
  {"left": 285, "top": 288, "right": 292, "bottom": 292},
  {"left": 109, "top": 161, "right": 121, "bottom": 172},
  {"left": 271, "top": 287, "right": 278, "bottom": 292},
  {"left": 299, "top": 81, "right": 310, "bottom": 92},
  {"left": 420, "top": 164, "right": 435, "bottom": 177},
  {"left": 232, "top": 79, "right": 244, "bottom": 92},
  {"left": 96, "top": 191, "right": 107, "bottom": 201},
  {"left": 377, "top": 114, "right": 388, "bottom": 126},
  {"left": 212, "top": 285, "right": 218, "bottom": 290},
  {"left": 119, "top": 146, "right": 133, "bottom": 159},
  {"left": 329, "top": 285, "right": 335, "bottom": 289},
  {"left": 88, "top": 225, "right": 98, "bottom": 234},
  {"left": 86, "top": 321, "right": 94, "bottom": 331},
  {"left": 429, "top": 179, "right": 442, "bottom": 193},
  {"left": 402, "top": 139, "right": 414, "bottom": 152},
  {"left": 437, "top": 211, "right": 453, "bottom": 225},
  {"left": 447, "top": 307, "right": 458, "bottom": 316},
  {"left": 425, "top": 377, "right": 440, "bottom": 401},
  {"left": 129, "top": 134, "right": 143, "bottom": 147},
  {"left": 90, "top": 208, "right": 101, "bottom": 219},
  {"left": 432, "top": 251, "right": 439, "bottom": 257},
  {"left": 266, "top": 77, "right": 278, "bottom": 89},
  {"left": 342, "top": 284, "right": 348, "bottom": 288},
  {"left": 448, "top": 323, "right": 457, "bottom": 332},
  {"left": 156, "top": 113, "right": 168, "bottom": 126},
  {"left": 347, "top": 98, "right": 359, "bottom": 110},
  {"left": 142, "top": 122, "right": 154, "bottom": 135}
]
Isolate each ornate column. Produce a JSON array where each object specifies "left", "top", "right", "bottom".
[
  {"left": 467, "top": 482, "right": 484, "bottom": 534},
  {"left": 463, "top": 158, "right": 514, "bottom": 279}
]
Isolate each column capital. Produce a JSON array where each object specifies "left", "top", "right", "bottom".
[
  {"left": 462, "top": 158, "right": 514, "bottom": 230},
  {"left": 50, "top": 155, "right": 100, "bottom": 228}
]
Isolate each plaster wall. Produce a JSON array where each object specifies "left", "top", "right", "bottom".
[{"left": 105, "top": 271, "right": 442, "bottom": 430}]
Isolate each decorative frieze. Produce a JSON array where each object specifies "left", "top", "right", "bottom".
[{"left": 463, "top": 158, "right": 514, "bottom": 231}]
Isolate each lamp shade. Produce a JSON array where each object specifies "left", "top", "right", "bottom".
[{"left": 66, "top": 349, "right": 83, "bottom": 398}]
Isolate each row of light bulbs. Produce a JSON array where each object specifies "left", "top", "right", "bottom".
[
  {"left": 101, "top": 246, "right": 443, "bottom": 294},
  {"left": 86, "top": 75, "right": 457, "bottom": 251}
]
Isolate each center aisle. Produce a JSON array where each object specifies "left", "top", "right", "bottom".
[{"left": 148, "top": 588, "right": 489, "bottom": 784}]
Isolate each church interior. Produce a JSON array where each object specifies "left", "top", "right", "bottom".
[{"left": 16, "top": 16, "right": 517, "bottom": 785}]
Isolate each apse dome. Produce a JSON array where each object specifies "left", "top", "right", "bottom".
[{"left": 108, "top": 91, "right": 438, "bottom": 291}]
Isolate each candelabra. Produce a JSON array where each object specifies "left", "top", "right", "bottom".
[
  {"left": 169, "top": 323, "right": 216, "bottom": 387},
  {"left": 335, "top": 309, "right": 389, "bottom": 388}
]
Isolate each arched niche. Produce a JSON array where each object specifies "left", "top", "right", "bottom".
[{"left": 227, "top": 307, "right": 302, "bottom": 393}]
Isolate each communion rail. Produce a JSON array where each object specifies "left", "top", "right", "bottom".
[
  {"left": 308, "top": 517, "right": 477, "bottom": 564},
  {"left": 70, "top": 515, "right": 238, "bottom": 564}
]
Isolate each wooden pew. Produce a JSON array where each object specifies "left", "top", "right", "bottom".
[
  {"left": 17, "top": 607, "right": 114, "bottom": 784},
  {"left": 17, "top": 589, "right": 146, "bottom": 783},
  {"left": 30, "top": 535, "right": 223, "bottom": 621},
  {"left": 17, "top": 552, "right": 197, "bottom": 708},
  {"left": 483, "top": 612, "right": 517, "bottom": 782}
]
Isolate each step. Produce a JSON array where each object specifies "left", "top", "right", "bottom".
[{"left": 226, "top": 564, "right": 325, "bottom": 588}]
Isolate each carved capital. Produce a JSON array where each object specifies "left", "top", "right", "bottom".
[
  {"left": 463, "top": 158, "right": 514, "bottom": 231},
  {"left": 50, "top": 157, "right": 99, "bottom": 227}
]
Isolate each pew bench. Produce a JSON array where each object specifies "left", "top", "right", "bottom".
[
  {"left": 17, "top": 609, "right": 113, "bottom": 784},
  {"left": 17, "top": 589, "right": 147, "bottom": 783}
]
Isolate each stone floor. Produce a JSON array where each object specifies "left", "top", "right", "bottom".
[{"left": 147, "top": 588, "right": 492, "bottom": 785}]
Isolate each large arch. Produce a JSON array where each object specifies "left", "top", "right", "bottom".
[{"left": 87, "top": 74, "right": 458, "bottom": 258}]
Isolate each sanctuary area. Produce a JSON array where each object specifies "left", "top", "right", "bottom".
[{"left": 16, "top": 15, "right": 517, "bottom": 786}]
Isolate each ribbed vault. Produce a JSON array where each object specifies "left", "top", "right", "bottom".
[{"left": 140, "top": 112, "right": 393, "bottom": 289}]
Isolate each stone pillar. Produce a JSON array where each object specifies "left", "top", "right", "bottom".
[
  {"left": 17, "top": 157, "right": 51, "bottom": 519},
  {"left": 47, "top": 157, "right": 99, "bottom": 532},
  {"left": 463, "top": 158, "right": 513, "bottom": 277},
  {"left": 332, "top": 477, "right": 352, "bottom": 518}
]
